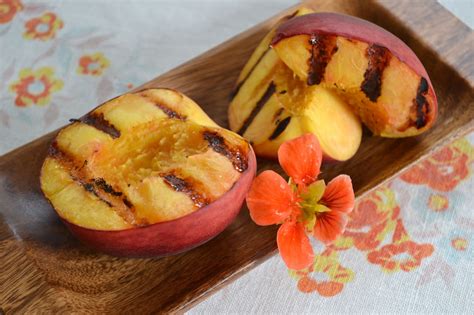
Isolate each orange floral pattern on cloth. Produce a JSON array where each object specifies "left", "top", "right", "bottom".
[
  {"left": 9, "top": 67, "right": 63, "bottom": 107},
  {"left": 400, "top": 144, "right": 471, "bottom": 191},
  {"left": 293, "top": 137, "right": 473, "bottom": 297},
  {"left": 0, "top": 0, "right": 22, "bottom": 24},
  {"left": 293, "top": 186, "right": 434, "bottom": 295},
  {"left": 367, "top": 241, "right": 434, "bottom": 272},
  {"left": 23, "top": 12, "right": 63, "bottom": 41},
  {"left": 77, "top": 53, "right": 110, "bottom": 76},
  {"left": 335, "top": 189, "right": 396, "bottom": 252},
  {"left": 293, "top": 250, "right": 354, "bottom": 297}
]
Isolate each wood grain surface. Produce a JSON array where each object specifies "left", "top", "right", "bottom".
[{"left": 1, "top": 0, "right": 473, "bottom": 313}]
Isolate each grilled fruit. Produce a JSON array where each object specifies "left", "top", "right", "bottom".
[
  {"left": 272, "top": 12, "right": 437, "bottom": 137},
  {"left": 40, "top": 88, "right": 256, "bottom": 257},
  {"left": 229, "top": 8, "right": 362, "bottom": 160}
]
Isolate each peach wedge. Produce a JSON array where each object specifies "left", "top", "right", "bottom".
[
  {"left": 229, "top": 8, "right": 362, "bottom": 160},
  {"left": 272, "top": 12, "right": 437, "bottom": 137}
]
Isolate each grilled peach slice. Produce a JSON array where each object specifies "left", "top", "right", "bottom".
[
  {"left": 229, "top": 8, "right": 362, "bottom": 160},
  {"left": 272, "top": 12, "right": 437, "bottom": 137},
  {"left": 40, "top": 88, "right": 256, "bottom": 257}
]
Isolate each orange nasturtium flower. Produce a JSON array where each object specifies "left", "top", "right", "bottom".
[{"left": 246, "top": 134, "right": 355, "bottom": 270}]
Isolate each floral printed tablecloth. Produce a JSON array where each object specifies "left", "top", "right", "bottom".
[{"left": 1, "top": 1, "right": 472, "bottom": 313}]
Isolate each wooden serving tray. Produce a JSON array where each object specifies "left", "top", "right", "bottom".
[{"left": 1, "top": 0, "right": 473, "bottom": 313}]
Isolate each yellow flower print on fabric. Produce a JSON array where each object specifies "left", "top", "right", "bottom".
[
  {"left": 77, "top": 52, "right": 110, "bottom": 76},
  {"left": 23, "top": 12, "right": 64, "bottom": 41},
  {"left": 292, "top": 250, "right": 355, "bottom": 297},
  {"left": 428, "top": 194, "right": 449, "bottom": 212},
  {"left": 9, "top": 67, "right": 63, "bottom": 107},
  {"left": 0, "top": 0, "right": 23, "bottom": 24}
]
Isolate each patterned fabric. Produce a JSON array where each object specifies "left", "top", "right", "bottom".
[
  {"left": 0, "top": 0, "right": 185, "bottom": 154},
  {"left": 1, "top": 1, "right": 472, "bottom": 313}
]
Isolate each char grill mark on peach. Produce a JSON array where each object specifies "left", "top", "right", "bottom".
[
  {"left": 231, "top": 48, "right": 271, "bottom": 99},
  {"left": 156, "top": 103, "right": 186, "bottom": 120},
  {"left": 269, "top": 116, "right": 291, "bottom": 140},
  {"left": 307, "top": 34, "right": 338, "bottom": 86},
  {"left": 203, "top": 130, "right": 248, "bottom": 172},
  {"left": 273, "top": 107, "right": 284, "bottom": 120},
  {"left": 47, "top": 141, "right": 137, "bottom": 224},
  {"left": 162, "top": 173, "right": 209, "bottom": 208},
  {"left": 93, "top": 178, "right": 122, "bottom": 197},
  {"left": 413, "top": 77, "right": 430, "bottom": 129},
  {"left": 282, "top": 9, "right": 299, "bottom": 21},
  {"left": 140, "top": 94, "right": 187, "bottom": 120},
  {"left": 82, "top": 182, "right": 112, "bottom": 207},
  {"left": 122, "top": 197, "right": 133, "bottom": 209},
  {"left": 47, "top": 140, "right": 61, "bottom": 157},
  {"left": 80, "top": 112, "right": 121, "bottom": 139},
  {"left": 361, "top": 44, "right": 391, "bottom": 102},
  {"left": 237, "top": 82, "right": 276, "bottom": 136}
]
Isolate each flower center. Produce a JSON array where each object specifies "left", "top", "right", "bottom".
[
  {"left": 346, "top": 225, "right": 371, "bottom": 233},
  {"left": 391, "top": 252, "right": 412, "bottom": 263},
  {"left": 451, "top": 238, "right": 468, "bottom": 251},
  {"left": 311, "top": 272, "right": 330, "bottom": 282},
  {"left": 87, "top": 61, "right": 100, "bottom": 72},
  {"left": 438, "top": 165, "right": 454, "bottom": 176},
  {"left": 27, "top": 79, "right": 46, "bottom": 95},
  {"left": 36, "top": 22, "right": 50, "bottom": 34},
  {"left": 0, "top": 4, "right": 10, "bottom": 15},
  {"left": 428, "top": 194, "right": 449, "bottom": 212}
]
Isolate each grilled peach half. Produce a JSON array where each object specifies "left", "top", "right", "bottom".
[
  {"left": 40, "top": 88, "right": 256, "bottom": 257},
  {"left": 229, "top": 8, "right": 362, "bottom": 160},
  {"left": 272, "top": 12, "right": 437, "bottom": 137}
]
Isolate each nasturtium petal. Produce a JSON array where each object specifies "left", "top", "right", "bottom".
[
  {"left": 277, "top": 221, "right": 314, "bottom": 270},
  {"left": 313, "top": 210, "right": 348, "bottom": 245},
  {"left": 278, "top": 133, "right": 322, "bottom": 185},
  {"left": 322, "top": 175, "right": 355, "bottom": 214},
  {"left": 246, "top": 170, "right": 294, "bottom": 226}
]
